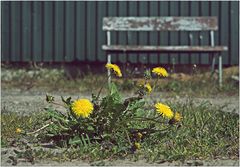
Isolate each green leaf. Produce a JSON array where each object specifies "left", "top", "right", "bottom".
[
  {"left": 61, "top": 96, "right": 72, "bottom": 105},
  {"left": 69, "top": 136, "right": 83, "bottom": 146},
  {"left": 87, "top": 126, "right": 94, "bottom": 131},
  {"left": 45, "top": 108, "right": 68, "bottom": 123},
  {"left": 109, "top": 83, "right": 122, "bottom": 102},
  {"left": 81, "top": 135, "right": 88, "bottom": 146},
  {"left": 127, "top": 99, "right": 145, "bottom": 111}
]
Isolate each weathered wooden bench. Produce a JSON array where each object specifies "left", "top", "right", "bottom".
[{"left": 102, "top": 17, "right": 228, "bottom": 86}]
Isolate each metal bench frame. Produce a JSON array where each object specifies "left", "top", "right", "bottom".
[{"left": 102, "top": 17, "right": 228, "bottom": 86}]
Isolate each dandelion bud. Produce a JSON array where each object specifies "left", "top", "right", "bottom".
[{"left": 16, "top": 128, "right": 22, "bottom": 133}]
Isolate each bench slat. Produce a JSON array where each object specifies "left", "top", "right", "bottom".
[
  {"left": 102, "top": 45, "right": 228, "bottom": 53},
  {"left": 103, "top": 17, "right": 218, "bottom": 31}
]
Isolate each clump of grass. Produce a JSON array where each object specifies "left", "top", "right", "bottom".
[
  {"left": 1, "top": 66, "right": 238, "bottom": 97},
  {"left": 156, "top": 77, "right": 238, "bottom": 97},
  {"left": 140, "top": 100, "right": 239, "bottom": 162},
  {"left": 1, "top": 111, "right": 46, "bottom": 147}
]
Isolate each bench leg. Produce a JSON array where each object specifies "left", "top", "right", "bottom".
[
  {"left": 107, "top": 53, "right": 111, "bottom": 85},
  {"left": 218, "top": 55, "right": 223, "bottom": 87},
  {"left": 211, "top": 54, "right": 216, "bottom": 74}
]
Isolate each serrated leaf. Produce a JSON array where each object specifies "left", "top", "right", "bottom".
[{"left": 127, "top": 99, "right": 145, "bottom": 111}]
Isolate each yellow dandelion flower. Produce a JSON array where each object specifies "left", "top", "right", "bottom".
[
  {"left": 155, "top": 103, "right": 174, "bottom": 119},
  {"left": 71, "top": 99, "right": 94, "bottom": 118},
  {"left": 105, "top": 63, "right": 122, "bottom": 77},
  {"left": 16, "top": 128, "right": 22, "bottom": 133},
  {"left": 134, "top": 142, "right": 141, "bottom": 149},
  {"left": 144, "top": 83, "right": 152, "bottom": 94},
  {"left": 152, "top": 67, "right": 168, "bottom": 77}
]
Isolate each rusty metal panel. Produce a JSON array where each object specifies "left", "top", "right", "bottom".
[{"left": 103, "top": 17, "right": 218, "bottom": 31}]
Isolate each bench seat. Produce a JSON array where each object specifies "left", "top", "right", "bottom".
[{"left": 102, "top": 45, "right": 228, "bottom": 53}]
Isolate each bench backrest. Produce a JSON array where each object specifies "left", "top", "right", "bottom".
[{"left": 103, "top": 17, "right": 218, "bottom": 31}]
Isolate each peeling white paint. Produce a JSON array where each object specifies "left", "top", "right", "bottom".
[{"left": 103, "top": 17, "right": 217, "bottom": 31}]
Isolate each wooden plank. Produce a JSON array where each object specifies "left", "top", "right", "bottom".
[
  {"left": 103, "top": 17, "right": 218, "bottom": 31},
  {"left": 22, "top": 2, "right": 32, "bottom": 61},
  {"left": 102, "top": 45, "right": 228, "bottom": 52},
  {"left": 1, "top": 2, "right": 10, "bottom": 61}
]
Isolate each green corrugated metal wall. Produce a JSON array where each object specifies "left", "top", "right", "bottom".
[{"left": 1, "top": 1, "right": 239, "bottom": 65}]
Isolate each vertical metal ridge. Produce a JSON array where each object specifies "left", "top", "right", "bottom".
[
  {"left": 41, "top": 1, "right": 44, "bottom": 62},
  {"left": 73, "top": 1, "right": 77, "bottom": 61},
  {"left": 63, "top": 1, "right": 66, "bottom": 62},
  {"left": 167, "top": 1, "right": 170, "bottom": 64},
  {"left": 157, "top": 1, "right": 160, "bottom": 64},
  {"left": 228, "top": 1, "right": 232, "bottom": 64},
  {"left": 30, "top": 1, "right": 33, "bottom": 62},
  {"left": 178, "top": 1, "right": 181, "bottom": 64},
  {"left": 199, "top": 1, "right": 202, "bottom": 64},
  {"left": 147, "top": 1, "right": 150, "bottom": 64},
  {"left": 136, "top": 1, "right": 140, "bottom": 63},
  {"left": 95, "top": 2, "right": 98, "bottom": 62},
  {"left": 208, "top": 1, "right": 212, "bottom": 64},
  {"left": 116, "top": 1, "right": 119, "bottom": 62},
  {"left": 9, "top": 2, "right": 12, "bottom": 61},
  {"left": 188, "top": 1, "right": 191, "bottom": 64},
  {"left": 84, "top": 1, "right": 87, "bottom": 61},
  {"left": 20, "top": 3, "right": 23, "bottom": 62},
  {"left": 126, "top": 1, "right": 129, "bottom": 62},
  {"left": 218, "top": 1, "right": 221, "bottom": 46},
  {"left": 52, "top": 2, "right": 55, "bottom": 62}
]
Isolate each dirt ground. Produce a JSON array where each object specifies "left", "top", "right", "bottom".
[
  {"left": 1, "top": 89, "right": 239, "bottom": 115},
  {"left": 1, "top": 88, "right": 239, "bottom": 166}
]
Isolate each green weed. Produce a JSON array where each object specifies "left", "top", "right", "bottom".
[{"left": 1, "top": 100, "right": 238, "bottom": 163}]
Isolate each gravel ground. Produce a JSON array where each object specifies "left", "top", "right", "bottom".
[
  {"left": 1, "top": 89, "right": 239, "bottom": 166},
  {"left": 1, "top": 147, "right": 239, "bottom": 166},
  {"left": 1, "top": 89, "right": 239, "bottom": 115}
]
